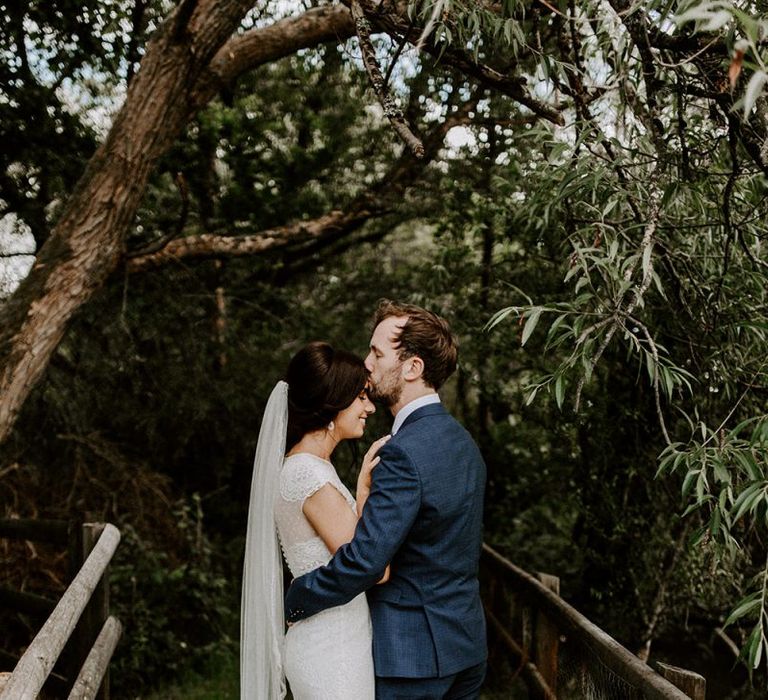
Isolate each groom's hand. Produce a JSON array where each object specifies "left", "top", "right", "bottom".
[{"left": 285, "top": 575, "right": 309, "bottom": 624}]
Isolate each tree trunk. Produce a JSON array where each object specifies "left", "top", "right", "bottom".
[{"left": 0, "top": 3, "right": 355, "bottom": 445}]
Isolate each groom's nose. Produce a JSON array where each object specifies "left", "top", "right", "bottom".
[{"left": 364, "top": 352, "right": 374, "bottom": 372}]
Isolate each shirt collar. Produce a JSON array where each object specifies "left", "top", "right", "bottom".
[{"left": 391, "top": 393, "right": 441, "bottom": 435}]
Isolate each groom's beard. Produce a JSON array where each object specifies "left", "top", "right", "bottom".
[{"left": 369, "top": 365, "right": 403, "bottom": 409}]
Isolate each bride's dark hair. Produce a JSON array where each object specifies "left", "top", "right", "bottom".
[{"left": 285, "top": 341, "right": 369, "bottom": 451}]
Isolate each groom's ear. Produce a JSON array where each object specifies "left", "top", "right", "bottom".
[{"left": 403, "top": 356, "right": 425, "bottom": 381}]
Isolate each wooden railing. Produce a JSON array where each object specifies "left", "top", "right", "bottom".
[
  {"left": 0, "top": 520, "right": 122, "bottom": 700},
  {"left": 480, "top": 543, "right": 706, "bottom": 700},
  {"left": 0, "top": 525, "right": 705, "bottom": 698}
]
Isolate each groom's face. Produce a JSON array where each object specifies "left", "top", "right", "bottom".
[{"left": 365, "top": 315, "right": 408, "bottom": 408}]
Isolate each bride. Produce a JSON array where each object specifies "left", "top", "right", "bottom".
[{"left": 241, "top": 341, "right": 389, "bottom": 699}]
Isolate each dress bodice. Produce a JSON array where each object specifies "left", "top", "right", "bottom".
[{"left": 274, "top": 453, "right": 357, "bottom": 577}]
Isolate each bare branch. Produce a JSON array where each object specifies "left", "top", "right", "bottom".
[
  {"left": 627, "top": 315, "right": 673, "bottom": 446},
  {"left": 345, "top": 0, "right": 565, "bottom": 125},
  {"left": 127, "top": 103, "right": 476, "bottom": 271},
  {"left": 350, "top": 0, "right": 424, "bottom": 158},
  {"left": 190, "top": 5, "right": 356, "bottom": 108}
]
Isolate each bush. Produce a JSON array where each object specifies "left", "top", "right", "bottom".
[{"left": 110, "top": 495, "right": 236, "bottom": 696}]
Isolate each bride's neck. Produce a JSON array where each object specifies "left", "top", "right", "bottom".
[{"left": 287, "top": 429, "right": 338, "bottom": 462}]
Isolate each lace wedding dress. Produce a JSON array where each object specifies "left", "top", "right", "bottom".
[{"left": 274, "top": 453, "right": 376, "bottom": 700}]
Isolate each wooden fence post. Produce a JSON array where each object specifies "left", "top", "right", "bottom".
[
  {"left": 64, "top": 519, "right": 83, "bottom": 687},
  {"left": 657, "top": 662, "right": 706, "bottom": 700},
  {"left": 74, "top": 523, "right": 110, "bottom": 700},
  {"left": 533, "top": 573, "right": 559, "bottom": 698}
]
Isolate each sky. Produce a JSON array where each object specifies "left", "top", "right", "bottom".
[{"left": 0, "top": 210, "right": 36, "bottom": 300}]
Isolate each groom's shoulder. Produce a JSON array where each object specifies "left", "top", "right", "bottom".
[{"left": 395, "top": 405, "right": 476, "bottom": 447}]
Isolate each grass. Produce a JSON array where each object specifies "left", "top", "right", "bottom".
[{"left": 141, "top": 649, "right": 238, "bottom": 700}]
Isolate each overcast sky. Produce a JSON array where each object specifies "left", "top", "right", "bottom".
[{"left": 0, "top": 211, "right": 36, "bottom": 300}]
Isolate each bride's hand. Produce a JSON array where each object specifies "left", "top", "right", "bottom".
[
  {"left": 359, "top": 434, "right": 391, "bottom": 481},
  {"left": 356, "top": 434, "right": 390, "bottom": 503}
]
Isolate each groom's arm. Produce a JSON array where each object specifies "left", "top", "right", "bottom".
[{"left": 285, "top": 442, "right": 420, "bottom": 623}]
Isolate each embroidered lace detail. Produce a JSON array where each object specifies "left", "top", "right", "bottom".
[
  {"left": 274, "top": 453, "right": 374, "bottom": 699},
  {"left": 281, "top": 539, "right": 330, "bottom": 577},
  {"left": 275, "top": 454, "right": 356, "bottom": 578}
]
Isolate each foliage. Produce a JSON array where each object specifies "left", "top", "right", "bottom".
[
  {"left": 144, "top": 647, "right": 239, "bottom": 700},
  {"left": 110, "top": 495, "right": 235, "bottom": 695},
  {"left": 420, "top": 99, "right": 758, "bottom": 675},
  {"left": 0, "top": 1, "right": 171, "bottom": 244},
  {"left": 675, "top": 0, "right": 768, "bottom": 117},
  {"left": 451, "top": 0, "right": 768, "bottom": 677}
]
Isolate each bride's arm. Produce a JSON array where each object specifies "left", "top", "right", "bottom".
[
  {"left": 303, "top": 435, "right": 392, "bottom": 585},
  {"left": 286, "top": 442, "right": 420, "bottom": 622},
  {"left": 303, "top": 487, "right": 390, "bottom": 584}
]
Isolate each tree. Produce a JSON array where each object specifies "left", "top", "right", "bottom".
[{"left": 0, "top": 0, "right": 563, "bottom": 444}]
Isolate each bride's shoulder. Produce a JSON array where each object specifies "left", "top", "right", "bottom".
[
  {"left": 280, "top": 453, "right": 336, "bottom": 501},
  {"left": 281, "top": 452, "right": 335, "bottom": 479}
]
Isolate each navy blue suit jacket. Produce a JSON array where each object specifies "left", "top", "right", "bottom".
[{"left": 284, "top": 403, "right": 487, "bottom": 678}]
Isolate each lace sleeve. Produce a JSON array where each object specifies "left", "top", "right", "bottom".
[{"left": 280, "top": 455, "right": 337, "bottom": 505}]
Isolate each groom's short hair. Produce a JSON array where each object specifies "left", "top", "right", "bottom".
[{"left": 373, "top": 299, "right": 458, "bottom": 390}]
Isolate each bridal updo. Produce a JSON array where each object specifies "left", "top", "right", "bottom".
[{"left": 285, "top": 341, "right": 369, "bottom": 451}]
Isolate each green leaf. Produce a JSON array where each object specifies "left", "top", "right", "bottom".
[
  {"left": 695, "top": 469, "right": 708, "bottom": 503},
  {"left": 711, "top": 505, "right": 721, "bottom": 535},
  {"left": 521, "top": 307, "right": 543, "bottom": 346},
  {"left": 728, "top": 417, "right": 759, "bottom": 441},
  {"left": 485, "top": 307, "right": 516, "bottom": 332},
  {"left": 645, "top": 352, "right": 656, "bottom": 383},
  {"left": 682, "top": 469, "right": 699, "bottom": 498},
  {"left": 555, "top": 374, "right": 565, "bottom": 409},
  {"left": 747, "top": 623, "right": 764, "bottom": 670},
  {"left": 546, "top": 314, "right": 569, "bottom": 342},
  {"left": 744, "top": 70, "right": 768, "bottom": 119},
  {"left": 661, "top": 181, "right": 679, "bottom": 208},
  {"left": 732, "top": 483, "right": 765, "bottom": 522},
  {"left": 713, "top": 459, "right": 730, "bottom": 484}
]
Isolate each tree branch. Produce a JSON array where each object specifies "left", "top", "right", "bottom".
[
  {"left": 345, "top": 0, "right": 565, "bottom": 125},
  {"left": 189, "top": 5, "right": 357, "bottom": 109},
  {"left": 606, "top": 0, "right": 666, "bottom": 158},
  {"left": 350, "top": 0, "right": 424, "bottom": 157},
  {"left": 126, "top": 103, "right": 475, "bottom": 271}
]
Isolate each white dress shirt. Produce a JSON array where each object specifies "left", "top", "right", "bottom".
[{"left": 391, "top": 393, "right": 441, "bottom": 435}]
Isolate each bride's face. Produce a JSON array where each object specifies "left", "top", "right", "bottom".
[{"left": 334, "top": 387, "right": 376, "bottom": 440}]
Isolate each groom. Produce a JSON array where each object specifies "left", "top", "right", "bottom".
[{"left": 285, "top": 300, "right": 487, "bottom": 699}]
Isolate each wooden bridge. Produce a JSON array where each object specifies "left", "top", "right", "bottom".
[
  {"left": 0, "top": 520, "right": 705, "bottom": 699},
  {"left": 480, "top": 544, "right": 705, "bottom": 699},
  {"left": 0, "top": 520, "right": 121, "bottom": 700}
]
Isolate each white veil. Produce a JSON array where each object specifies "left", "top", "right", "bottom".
[{"left": 241, "top": 380, "right": 288, "bottom": 699}]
